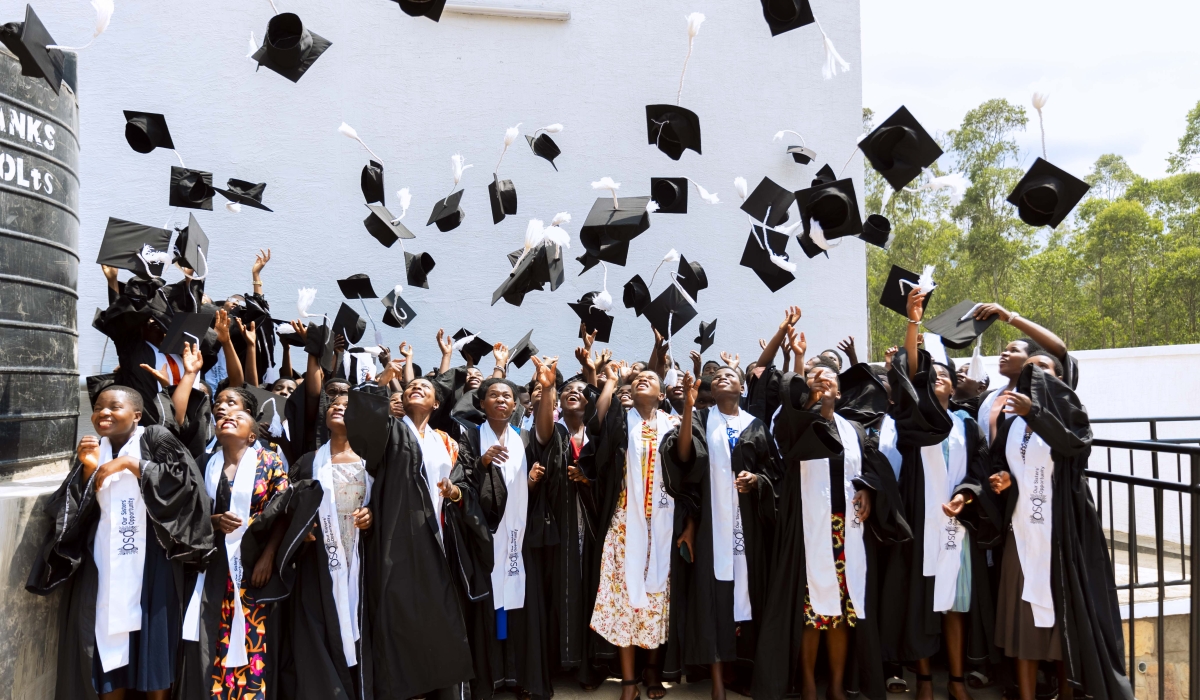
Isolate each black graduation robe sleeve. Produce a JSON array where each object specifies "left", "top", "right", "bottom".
[
  {"left": 660, "top": 415, "right": 706, "bottom": 517},
  {"left": 745, "top": 364, "right": 785, "bottom": 424},
  {"left": 138, "top": 425, "right": 217, "bottom": 566},
  {"left": 887, "top": 348, "right": 953, "bottom": 447},
  {"left": 443, "top": 430, "right": 497, "bottom": 603}
]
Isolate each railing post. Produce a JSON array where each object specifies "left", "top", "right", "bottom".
[{"left": 1190, "top": 454, "right": 1199, "bottom": 700}]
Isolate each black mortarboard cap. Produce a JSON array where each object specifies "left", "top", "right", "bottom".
[
  {"left": 676, "top": 255, "right": 708, "bottom": 301},
  {"left": 405, "top": 251, "right": 436, "bottom": 288},
  {"left": 695, "top": 319, "right": 716, "bottom": 353},
  {"left": 0, "top": 6, "right": 64, "bottom": 94},
  {"left": 492, "top": 243, "right": 564, "bottom": 307},
  {"left": 250, "top": 13, "right": 332, "bottom": 83},
  {"left": 427, "top": 190, "right": 465, "bottom": 232},
  {"left": 576, "top": 250, "right": 602, "bottom": 275},
  {"left": 645, "top": 105, "right": 702, "bottom": 161},
  {"left": 509, "top": 330, "right": 538, "bottom": 368},
  {"left": 244, "top": 385, "right": 284, "bottom": 427},
  {"left": 361, "top": 160, "right": 384, "bottom": 205},
  {"left": 123, "top": 111, "right": 174, "bottom": 154},
  {"left": 643, "top": 284, "right": 697, "bottom": 338},
  {"left": 788, "top": 145, "right": 818, "bottom": 164},
  {"left": 581, "top": 195, "right": 651, "bottom": 246},
  {"left": 161, "top": 311, "right": 215, "bottom": 356},
  {"left": 338, "top": 273, "right": 377, "bottom": 300},
  {"left": 173, "top": 214, "right": 209, "bottom": 274},
  {"left": 879, "top": 264, "right": 933, "bottom": 318},
  {"left": 739, "top": 227, "right": 796, "bottom": 292},
  {"left": 568, "top": 292, "right": 614, "bottom": 343},
  {"left": 860, "top": 213, "right": 892, "bottom": 248},
  {"left": 759, "top": 0, "right": 815, "bottom": 36},
  {"left": 835, "top": 363, "right": 890, "bottom": 425},
  {"left": 396, "top": 0, "right": 448, "bottom": 22},
  {"left": 795, "top": 229, "right": 829, "bottom": 259},
  {"left": 333, "top": 303, "right": 367, "bottom": 345},
  {"left": 169, "top": 166, "right": 213, "bottom": 210},
  {"left": 526, "top": 133, "right": 561, "bottom": 170},
  {"left": 922, "top": 300, "right": 998, "bottom": 350},
  {"left": 812, "top": 164, "right": 837, "bottom": 186},
  {"left": 488, "top": 174, "right": 518, "bottom": 224},
  {"left": 97, "top": 218, "right": 173, "bottom": 276},
  {"left": 363, "top": 204, "right": 415, "bottom": 247},
  {"left": 651, "top": 177, "right": 688, "bottom": 214},
  {"left": 1006, "top": 157, "right": 1090, "bottom": 229},
  {"left": 214, "top": 179, "right": 272, "bottom": 212},
  {"left": 452, "top": 328, "right": 472, "bottom": 342},
  {"left": 795, "top": 176, "right": 863, "bottom": 239},
  {"left": 859, "top": 106, "right": 944, "bottom": 191},
  {"left": 86, "top": 374, "right": 116, "bottom": 408},
  {"left": 623, "top": 275, "right": 651, "bottom": 316},
  {"left": 275, "top": 319, "right": 306, "bottom": 347},
  {"left": 741, "top": 177, "right": 794, "bottom": 227},
  {"left": 305, "top": 320, "right": 337, "bottom": 374},
  {"left": 460, "top": 335, "right": 493, "bottom": 365},
  {"left": 345, "top": 389, "right": 391, "bottom": 468},
  {"left": 381, "top": 287, "right": 417, "bottom": 328}
]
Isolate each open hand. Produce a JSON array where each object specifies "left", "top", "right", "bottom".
[
  {"left": 215, "top": 309, "right": 232, "bottom": 344},
  {"left": 252, "top": 248, "right": 272, "bottom": 277},
  {"left": 492, "top": 342, "right": 510, "bottom": 368},
  {"left": 139, "top": 362, "right": 172, "bottom": 388},
  {"left": 289, "top": 320, "right": 308, "bottom": 343},
  {"left": 236, "top": 318, "right": 257, "bottom": 345},
  {"left": 436, "top": 328, "right": 453, "bottom": 356},
  {"left": 942, "top": 493, "right": 966, "bottom": 518},
  {"left": 838, "top": 336, "right": 858, "bottom": 365},
  {"left": 182, "top": 341, "right": 203, "bottom": 375},
  {"left": 1002, "top": 390, "right": 1032, "bottom": 416},
  {"left": 779, "top": 305, "right": 802, "bottom": 330},
  {"left": 681, "top": 371, "right": 698, "bottom": 407},
  {"left": 720, "top": 351, "right": 740, "bottom": 369},
  {"left": 399, "top": 341, "right": 413, "bottom": 360}
]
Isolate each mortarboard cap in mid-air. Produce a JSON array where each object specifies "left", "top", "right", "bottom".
[
  {"left": 396, "top": 0, "right": 448, "bottom": 22},
  {"left": 859, "top": 106, "right": 944, "bottom": 191},
  {"left": 405, "top": 251, "right": 436, "bottom": 288},
  {"left": 568, "top": 292, "right": 614, "bottom": 343},
  {"left": 741, "top": 176, "right": 794, "bottom": 227},
  {"left": 160, "top": 311, "right": 215, "bottom": 356},
  {"left": 97, "top": 218, "right": 173, "bottom": 276},
  {"left": 169, "top": 166, "right": 214, "bottom": 210},
  {"left": 332, "top": 303, "right": 367, "bottom": 345},
  {"left": 509, "top": 330, "right": 538, "bottom": 368},
  {"left": 642, "top": 283, "right": 698, "bottom": 338},
  {"left": 860, "top": 213, "right": 892, "bottom": 248},
  {"left": 250, "top": 13, "right": 332, "bottom": 83},
  {"left": 651, "top": 177, "right": 688, "bottom": 214},
  {"left": 879, "top": 264, "right": 933, "bottom": 318},
  {"left": 526, "top": 133, "right": 562, "bottom": 170},
  {"left": 759, "top": 0, "right": 815, "bottom": 36},
  {"left": 337, "top": 273, "right": 377, "bottom": 300},
  {"left": 214, "top": 179, "right": 272, "bottom": 211},
  {"left": 0, "top": 5, "right": 64, "bottom": 93},
  {"left": 675, "top": 255, "right": 708, "bottom": 301},
  {"left": 795, "top": 175, "right": 864, "bottom": 241},
  {"left": 739, "top": 226, "right": 796, "bottom": 292},
  {"left": 363, "top": 204, "right": 415, "bottom": 247},
  {"left": 361, "top": 160, "right": 384, "bottom": 205},
  {"left": 381, "top": 287, "right": 417, "bottom": 328},
  {"left": 695, "top": 319, "right": 716, "bottom": 353},
  {"left": 172, "top": 214, "right": 209, "bottom": 274},
  {"left": 427, "top": 190, "right": 465, "bottom": 232},
  {"left": 488, "top": 174, "right": 518, "bottom": 224},
  {"left": 1006, "top": 157, "right": 1090, "bottom": 229},
  {"left": 922, "top": 299, "right": 998, "bottom": 350},
  {"left": 623, "top": 274, "right": 651, "bottom": 316},
  {"left": 123, "top": 111, "right": 174, "bottom": 154},
  {"left": 645, "top": 105, "right": 702, "bottom": 161}
]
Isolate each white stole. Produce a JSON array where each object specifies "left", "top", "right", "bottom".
[
  {"left": 182, "top": 445, "right": 260, "bottom": 667},
  {"left": 147, "top": 340, "right": 199, "bottom": 391},
  {"left": 623, "top": 408, "right": 676, "bottom": 609},
  {"left": 1005, "top": 417, "right": 1056, "bottom": 627},
  {"left": 93, "top": 426, "right": 148, "bottom": 672},
  {"left": 484, "top": 423, "right": 529, "bottom": 611},
  {"left": 312, "top": 443, "right": 374, "bottom": 666},
  {"left": 922, "top": 412, "right": 969, "bottom": 612},
  {"left": 799, "top": 413, "right": 868, "bottom": 619},
  {"left": 705, "top": 406, "right": 753, "bottom": 621},
  {"left": 877, "top": 415, "right": 902, "bottom": 480},
  {"left": 403, "top": 416, "right": 453, "bottom": 543}
]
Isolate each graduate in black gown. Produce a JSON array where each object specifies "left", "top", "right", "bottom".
[
  {"left": 345, "top": 374, "right": 496, "bottom": 700},
  {"left": 750, "top": 309, "right": 910, "bottom": 700},
  {"left": 660, "top": 367, "right": 780, "bottom": 700},
  {"left": 463, "top": 358, "right": 560, "bottom": 700},
  {"left": 277, "top": 393, "right": 376, "bottom": 700},
  {"left": 987, "top": 358, "right": 1132, "bottom": 700},
  {"left": 27, "top": 385, "right": 214, "bottom": 700},
  {"left": 879, "top": 288, "right": 1003, "bottom": 700}
]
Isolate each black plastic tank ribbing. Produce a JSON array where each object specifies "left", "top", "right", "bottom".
[{"left": 0, "top": 48, "right": 80, "bottom": 474}]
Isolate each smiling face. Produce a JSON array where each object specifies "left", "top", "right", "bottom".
[
  {"left": 617, "top": 384, "right": 634, "bottom": 409},
  {"left": 92, "top": 389, "right": 142, "bottom": 439},
  {"left": 215, "top": 409, "right": 257, "bottom": 448},
  {"left": 402, "top": 377, "right": 440, "bottom": 416},
  {"left": 560, "top": 380, "right": 587, "bottom": 415},
  {"left": 465, "top": 367, "right": 484, "bottom": 391},
  {"left": 999, "top": 340, "right": 1034, "bottom": 379},
  {"left": 480, "top": 381, "right": 515, "bottom": 422},
  {"left": 213, "top": 389, "right": 247, "bottom": 421},
  {"left": 709, "top": 367, "right": 742, "bottom": 402},
  {"left": 932, "top": 364, "right": 955, "bottom": 405},
  {"left": 630, "top": 371, "right": 664, "bottom": 408}
]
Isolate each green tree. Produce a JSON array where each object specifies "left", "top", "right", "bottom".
[{"left": 1166, "top": 99, "right": 1200, "bottom": 174}]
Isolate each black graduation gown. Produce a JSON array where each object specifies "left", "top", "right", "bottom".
[
  {"left": 175, "top": 446, "right": 294, "bottom": 700},
  {"left": 991, "top": 365, "right": 1133, "bottom": 700},
  {"left": 751, "top": 372, "right": 911, "bottom": 700},
  {"left": 274, "top": 452, "right": 374, "bottom": 700},
  {"left": 26, "top": 426, "right": 215, "bottom": 700},
  {"left": 577, "top": 405, "right": 692, "bottom": 680},
  {"left": 659, "top": 408, "right": 780, "bottom": 668},
  {"left": 364, "top": 416, "right": 496, "bottom": 700},
  {"left": 880, "top": 349, "right": 1003, "bottom": 665},
  {"left": 462, "top": 424, "right": 558, "bottom": 700},
  {"left": 543, "top": 422, "right": 603, "bottom": 681}
]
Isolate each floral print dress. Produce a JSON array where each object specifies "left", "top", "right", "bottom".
[{"left": 210, "top": 449, "right": 289, "bottom": 700}]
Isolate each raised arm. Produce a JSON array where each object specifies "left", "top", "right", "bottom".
[
  {"left": 491, "top": 343, "right": 509, "bottom": 379},
  {"left": 756, "top": 306, "right": 801, "bottom": 369},
  {"left": 838, "top": 336, "right": 859, "bottom": 366},
  {"left": 904, "top": 289, "right": 926, "bottom": 381},
  {"left": 676, "top": 372, "right": 699, "bottom": 463},
  {"left": 251, "top": 248, "right": 270, "bottom": 299},
  {"left": 973, "top": 303, "right": 1067, "bottom": 361},
  {"left": 401, "top": 342, "right": 415, "bottom": 384},
  {"left": 238, "top": 319, "right": 259, "bottom": 387},
  {"left": 531, "top": 355, "right": 558, "bottom": 445},
  {"left": 788, "top": 329, "right": 807, "bottom": 374},
  {"left": 216, "top": 309, "right": 245, "bottom": 388},
  {"left": 595, "top": 361, "right": 623, "bottom": 424},
  {"left": 436, "top": 328, "right": 453, "bottom": 374}
]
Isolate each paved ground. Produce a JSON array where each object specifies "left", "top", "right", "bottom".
[{"left": 549, "top": 670, "right": 1006, "bottom": 700}]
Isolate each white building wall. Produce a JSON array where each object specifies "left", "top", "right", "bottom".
[{"left": 38, "top": 0, "right": 866, "bottom": 382}]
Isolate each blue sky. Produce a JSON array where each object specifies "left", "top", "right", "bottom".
[{"left": 861, "top": 0, "right": 1200, "bottom": 180}]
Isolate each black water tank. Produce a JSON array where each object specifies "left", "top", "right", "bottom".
[{"left": 0, "top": 48, "right": 79, "bottom": 474}]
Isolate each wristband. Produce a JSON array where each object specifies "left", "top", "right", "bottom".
[
  {"left": 450, "top": 487, "right": 462, "bottom": 503},
  {"left": 1007, "top": 311, "right": 1021, "bottom": 324},
  {"left": 907, "top": 319, "right": 921, "bottom": 325}
]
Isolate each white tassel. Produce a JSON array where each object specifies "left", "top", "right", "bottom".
[
  {"left": 46, "top": 0, "right": 114, "bottom": 50},
  {"left": 809, "top": 220, "right": 841, "bottom": 251},
  {"left": 881, "top": 187, "right": 895, "bottom": 209},
  {"left": 649, "top": 248, "right": 680, "bottom": 287},
  {"left": 495, "top": 123, "right": 522, "bottom": 172},
  {"left": 338, "top": 122, "right": 384, "bottom": 164},
  {"left": 646, "top": 200, "right": 660, "bottom": 213},
  {"left": 773, "top": 129, "right": 805, "bottom": 144},
  {"left": 770, "top": 252, "right": 797, "bottom": 272},
  {"left": 916, "top": 264, "right": 937, "bottom": 293},
  {"left": 544, "top": 222, "right": 571, "bottom": 249},
  {"left": 225, "top": 201, "right": 242, "bottom": 214},
  {"left": 592, "top": 262, "right": 614, "bottom": 312},
  {"left": 524, "top": 219, "right": 546, "bottom": 249},
  {"left": 967, "top": 341, "right": 987, "bottom": 382},
  {"left": 391, "top": 187, "right": 412, "bottom": 223},
  {"left": 592, "top": 177, "right": 621, "bottom": 207},
  {"left": 451, "top": 154, "right": 473, "bottom": 186},
  {"left": 733, "top": 176, "right": 749, "bottom": 202},
  {"left": 536, "top": 123, "right": 564, "bottom": 136},
  {"left": 677, "top": 12, "right": 705, "bottom": 104},
  {"left": 1032, "top": 92, "right": 1049, "bottom": 159},
  {"left": 268, "top": 406, "right": 284, "bottom": 438},
  {"left": 686, "top": 12, "right": 705, "bottom": 37},
  {"left": 393, "top": 284, "right": 404, "bottom": 298},
  {"left": 138, "top": 244, "right": 171, "bottom": 266},
  {"left": 297, "top": 287, "right": 318, "bottom": 318},
  {"left": 664, "top": 367, "right": 680, "bottom": 388},
  {"left": 550, "top": 211, "right": 571, "bottom": 227},
  {"left": 777, "top": 218, "right": 803, "bottom": 235},
  {"left": 246, "top": 32, "right": 257, "bottom": 58},
  {"left": 820, "top": 27, "right": 850, "bottom": 80},
  {"left": 453, "top": 334, "right": 476, "bottom": 351},
  {"left": 689, "top": 179, "right": 720, "bottom": 204},
  {"left": 920, "top": 173, "right": 968, "bottom": 205}
]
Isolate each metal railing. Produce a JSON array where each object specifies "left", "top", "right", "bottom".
[
  {"left": 1088, "top": 437, "right": 1199, "bottom": 700},
  {"left": 1091, "top": 415, "right": 1200, "bottom": 443}
]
